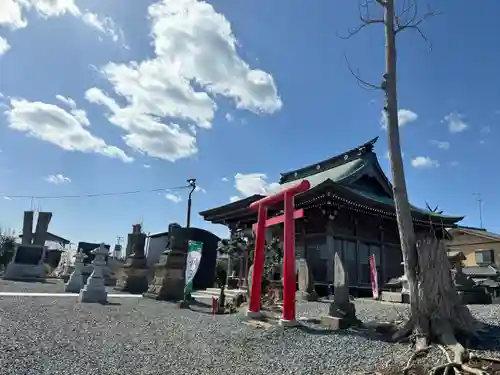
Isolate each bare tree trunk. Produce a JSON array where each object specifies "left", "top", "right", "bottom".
[
  {"left": 383, "top": 0, "right": 478, "bottom": 361},
  {"left": 383, "top": 0, "right": 425, "bottom": 349}
]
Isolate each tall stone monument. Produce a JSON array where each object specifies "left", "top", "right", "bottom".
[
  {"left": 296, "top": 258, "right": 318, "bottom": 301},
  {"left": 3, "top": 211, "right": 51, "bottom": 281},
  {"left": 143, "top": 223, "right": 188, "bottom": 301},
  {"left": 321, "top": 252, "right": 359, "bottom": 330},
  {"left": 79, "top": 243, "right": 108, "bottom": 304},
  {"left": 115, "top": 224, "right": 149, "bottom": 294},
  {"left": 65, "top": 250, "right": 86, "bottom": 293}
]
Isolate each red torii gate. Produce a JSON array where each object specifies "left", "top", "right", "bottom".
[{"left": 247, "top": 179, "right": 310, "bottom": 325}]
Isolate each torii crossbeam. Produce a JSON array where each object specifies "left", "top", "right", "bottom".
[{"left": 247, "top": 179, "right": 310, "bottom": 325}]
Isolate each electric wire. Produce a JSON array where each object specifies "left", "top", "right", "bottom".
[{"left": 1, "top": 184, "right": 192, "bottom": 200}]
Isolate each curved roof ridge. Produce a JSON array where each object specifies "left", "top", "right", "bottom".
[{"left": 279, "top": 137, "right": 379, "bottom": 184}]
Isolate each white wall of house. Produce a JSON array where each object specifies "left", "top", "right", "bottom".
[{"left": 145, "top": 234, "right": 169, "bottom": 267}]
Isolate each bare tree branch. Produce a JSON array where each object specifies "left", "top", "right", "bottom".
[
  {"left": 344, "top": 53, "right": 382, "bottom": 91},
  {"left": 395, "top": 3, "right": 441, "bottom": 51},
  {"left": 337, "top": 0, "right": 384, "bottom": 39}
]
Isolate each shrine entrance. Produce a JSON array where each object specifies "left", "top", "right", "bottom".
[{"left": 247, "top": 180, "right": 310, "bottom": 325}]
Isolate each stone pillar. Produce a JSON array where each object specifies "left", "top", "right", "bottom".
[
  {"left": 115, "top": 224, "right": 149, "bottom": 294},
  {"left": 225, "top": 256, "right": 232, "bottom": 288},
  {"left": 22, "top": 211, "right": 34, "bottom": 245},
  {"left": 321, "top": 252, "right": 359, "bottom": 330},
  {"left": 79, "top": 244, "right": 108, "bottom": 304},
  {"left": 65, "top": 251, "right": 86, "bottom": 293},
  {"left": 143, "top": 223, "right": 188, "bottom": 302},
  {"left": 33, "top": 212, "right": 52, "bottom": 246}
]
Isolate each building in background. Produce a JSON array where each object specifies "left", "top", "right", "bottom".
[{"left": 446, "top": 226, "right": 500, "bottom": 267}]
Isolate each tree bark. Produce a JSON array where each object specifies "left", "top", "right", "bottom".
[{"left": 383, "top": 0, "right": 477, "bottom": 360}]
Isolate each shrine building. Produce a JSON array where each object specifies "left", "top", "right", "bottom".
[{"left": 199, "top": 137, "right": 464, "bottom": 294}]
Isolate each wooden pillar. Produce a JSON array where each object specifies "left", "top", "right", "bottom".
[{"left": 326, "top": 221, "right": 335, "bottom": 284}]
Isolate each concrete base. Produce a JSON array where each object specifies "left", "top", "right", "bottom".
[
  {"left": 381, "top": 291, "right": 409, "bottom": 303},
  {"left": 278, "top": 319, "right": 299, "bottom": 327},
  {"left": 245, "top": 310, "right": 264, "bottom": 319},
  {"left": 115, "top": 270, "right": 149, "bottom": 294},
  {"left": 64, "top": 272, "right": 83, "bottom": 293},
  {"left": 3, "top": 263, "right": 45, "bottom": 281},
  {"left": 296, "top": 290, "right": 319, "bottom": 302},
  {"left": 79, "top": 288, "right": 108, "bottom": 304},
  {"left": 78, "top": 274, "right": 108, "bottom": 304},
  {"left": 320, "top": 315, "right": 351, "bottom": 330}
]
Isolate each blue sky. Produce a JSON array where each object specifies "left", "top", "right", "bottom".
[{"left": 0, "top": 0, "right": 498, "bottom": 247}]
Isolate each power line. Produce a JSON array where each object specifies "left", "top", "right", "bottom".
[{"left": 1, "top": 184, "right": 191, "bottom": 200}]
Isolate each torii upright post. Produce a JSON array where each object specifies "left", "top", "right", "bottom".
[{"left": 246, "top": 179, "right": 310, "bottom": 326}]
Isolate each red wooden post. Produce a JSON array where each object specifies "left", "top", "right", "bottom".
[
  {"left": 247, "top": 204, "right": 267, "bottom": 316},
  {"left": 282, "top": 191, "right": 296, "bottom": 322},
  {"left": 247, "top": 180, "right": 310, "bottom": 324}
]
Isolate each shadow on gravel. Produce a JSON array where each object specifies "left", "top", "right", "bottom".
[
  {"left": 468, "top": 322, "right": 500, "bottom": 351},
  {"left": 102, "top": 301, "right": 121, "bottom": 306}
]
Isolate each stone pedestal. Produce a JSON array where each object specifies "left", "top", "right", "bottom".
[
  {"left": 79, "top": 243, "right": 108, "bottom": 304},
  {"left": 143, "top": 224, "right": 188, "bottom": 302},
  {"left": 321, "top": 252, "right": 359, "bottom": 330},
  {"left": 3, "top": 245, "right": 46, "bottom": 281},
  {"left": 65, "top": 251, "right": 86, "bottom": 293},
  {"left": 115, "top": 256, "right": 149, "bottom": 294}
]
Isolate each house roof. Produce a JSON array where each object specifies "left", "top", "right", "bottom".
[
  {"left": 448, "top": 227, "right": 500, "bottom": 242},
  {"left": 19, "top": 231, "right": 70, "bottom": 245},
  {"left": 199, "top": 137, "right": 464, "bottom": 225},
  {"left": 463, "top": 265, "right": 500, "bottom": 277},
  {"left": 148, "top": 231, "right": 169, "bottom": 239}
]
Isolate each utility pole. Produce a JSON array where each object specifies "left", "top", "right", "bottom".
[
  {"left": 186, "top": 178, "right": 196, "bottom": 228},
  {"left": 473, "top": 193, "right": 484, "bottom": 228}
]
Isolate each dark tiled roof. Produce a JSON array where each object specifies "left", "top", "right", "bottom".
[{"left": 463, "top": 265, "right": 500, "bottom": 277}]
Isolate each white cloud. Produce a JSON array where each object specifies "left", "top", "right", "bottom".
[
  {"left": 225, "top": 113, "right": 234, "bottom": 122},
  {"left": 81, "top": 13, "right": 127, "bottom": 48},
  {"left": 443, "top": 112, "right": 468, "bottom": 133},
  {"left": 229, "top": 196, "right": 239, "bottom": 203},
  {"left": 234, "top": 172, "right": 279, "bottom": 197},
  {"left": 0, "top": 0, "right": 124, "bottom": 44},
  {"left": 411, "top": 156, "right": 439, "bottom": 169},
  {"left": 143, "top": 164, "right": 151, "bottom": 169},
  {"left": 221, "top": 177, "right": 229, "bottom": 182},
  {"left": 381, "top": 109, "right": 418, "bottom": 130},
  {"left": 44, "top": 173, "right": 71, "bottom": 184},
  {"left": 481, "top": 125, "right": 491, "bottom": 134},
  {"left": 0, "top": 37, "right": 11, "bottom": 56},
  {"left": 195, "top": 186, "right": 206, "bottom": 194},
  {"left": 85, "top": 0, "right": 281, "bottom": 163},
  {"left": 430, "top": 140, "right": 450, "bottom": 150},
  {"left": 449, "top": 161, "right": 459, "bottom": 167},
  {"left": 55, "top": 94, "right": 90, "bottom": 126},
  {"left": 165, "top": 192, "right": 182, "bottom": 203},
  {"left": 5, "top": 98, "right": 133, "bottom": 163},
  {"left": 3, "top": 196, "right": 12, "bottom": 200}
]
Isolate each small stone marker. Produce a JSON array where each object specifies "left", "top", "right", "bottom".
[
  {"left": 79, "top": 243, "right": 108, "bottom": 304},
  {"left": 296, "top": 258, "right": 318, "bottom": 301},
  {"left": 321, "top": 252, "right": 358, "bottom": 330},
  {"left": 65, "top": 250, "right": 86, "bottom": 293}
]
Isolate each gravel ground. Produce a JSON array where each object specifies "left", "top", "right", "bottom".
[{"left": 1, "top": 280, "right": 499, "bottom": 375}]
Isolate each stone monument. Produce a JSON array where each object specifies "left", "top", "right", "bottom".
[
  {"left": 3, "top": 244, "right": 46, "bottom": 281},
  {"left": 65, "top": 250, "right": 86, "bottom": 293},
  {"left": 79, "top": 243, "right": 108, "bottom": 304},
  {"left": 115, "top": 224, "right": 149, "bottom": 294},
  {"left": 321, "top": 252, "right": 359, "bottom": 330},
  {"left": 143, "top": 223, "right": 188, "bottom": 302},
  {"left": 3, "top": 211, "right": 51, "bottom": 281},
  {"left": 296, "top": 258, "right": 318, "bottom": 301}
]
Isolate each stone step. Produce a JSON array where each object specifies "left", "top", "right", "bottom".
[{"left": 192, "top": 288, "right": 247, "bottom": 302}]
